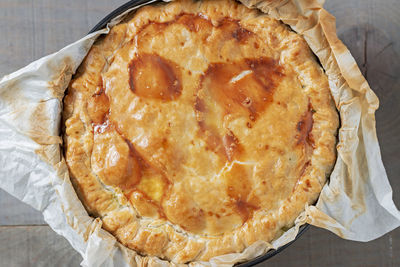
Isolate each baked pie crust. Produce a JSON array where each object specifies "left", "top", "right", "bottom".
[{"left": 63, "top": 0, "right": 338, "bottom": 263}]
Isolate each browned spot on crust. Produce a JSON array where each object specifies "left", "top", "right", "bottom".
[
  {"left": 194, "top": 97, "right": 206, "bottom": 113},
  {"left": 196, "top": 123, "right": 242, "bottom": 162},
  {"left": 129, "top": 54, "right": 182, "bottom": 101},
  {"left": 88, "top": 89, "right": 110, "bottom": 124},
  {"left": 224, "top": 164, "right": 259, "bottom": 223},
  {"left": 176, "top": 13, "right": 213, "bottom": 32},
  {"left": 198, "top": 58, "right": 283, "bottom": 119},
  {"left": 231, "top": 26, "right": 253, "bottom": 42},
  {"left": 195, "top": 57, "right": 284, "bottom": 161},
  {"left": 138, "top": 13, "right": 254, "bottom": 46},
  {"left": 296, "top": 102, "right": 315, "bottom": 147},
  {"left": 124, "top": 146, "right": 143, "bottom": 189},
  {"left": 222, "top": 131, "right": 241, "bottom": 161},
  {"left": 215, "top": 17, "right": 255, "bottom": 44},
  {"left": 124, "top": 137, "right": 146, "bottom": 174},
  {"left": 304, "top": 179, "right": 311, "bottom": 191},
  {"left": 301, "top": 161, "right": 311, "bottom": 177},
  {"left": 235, "top": 200, "right": 259, "bottom": 222},
  {"left": 292, "top": 160, "right": 311, "bottom": 192}
]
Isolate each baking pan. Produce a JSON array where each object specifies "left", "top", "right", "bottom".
[{"left": 88, "top": 0, "right": 311, "bottom": 266}]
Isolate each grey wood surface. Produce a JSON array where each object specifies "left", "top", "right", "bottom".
[
  {"left": 0, "top": 226, "right": 82, "bottom": 266},
  {"left": 0, "top": 0, "right": 399, "bottom": 266}
]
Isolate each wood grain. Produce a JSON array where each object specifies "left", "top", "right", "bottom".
[
  {"left": 0, "top": 0, "right": 127, "bottom": 77},
  {"left": 267, "top": 226, "right": 400, "bottom": 267},
  {"left": 0, "top": 0, "right": 399, "bottom": 266},
  {"left": 0, "top": 191, "right": 45, "bottom": 225},
  {"left": 0, "top": 225, "right": 82, "bottom": 267}
]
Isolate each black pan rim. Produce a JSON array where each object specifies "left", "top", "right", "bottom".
[{"left": 88, "top": 1, "right": 311, "bottom": 266}]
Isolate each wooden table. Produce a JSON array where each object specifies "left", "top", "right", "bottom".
[{"left": 0, "top": 0, "right": 399, "bottom": 266}]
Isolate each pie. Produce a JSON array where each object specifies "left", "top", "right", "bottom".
[{"left": 63, "top": 0, "right": 339, "bottom": 264}]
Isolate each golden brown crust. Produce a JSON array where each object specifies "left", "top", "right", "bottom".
[{"left": 63, "top": 0, "right": 338, "bottom": 263}]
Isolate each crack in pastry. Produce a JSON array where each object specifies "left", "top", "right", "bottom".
[{"left": 63, "top": 0, "right": 338, "bottom": 263}]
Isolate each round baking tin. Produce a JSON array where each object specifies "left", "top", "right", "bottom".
[{"left": 88, "top": 1, "right": 311, "bottom": 266}]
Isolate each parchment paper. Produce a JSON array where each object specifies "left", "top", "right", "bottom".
[{"left": 0, "top": 0, "right": 399, "bottom": 266}]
